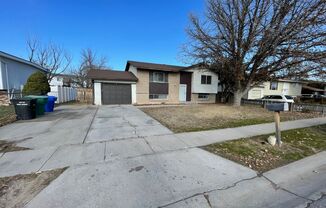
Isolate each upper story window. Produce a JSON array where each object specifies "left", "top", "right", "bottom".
[
  {"left": 201, "top": 75, "right": 212, "bottom": 85},
  {"left": 270, "top": 82, "right": 278, "bottom": 90},
  {"left": 150, "top": 72, "right": 168, "bottom": 83}
]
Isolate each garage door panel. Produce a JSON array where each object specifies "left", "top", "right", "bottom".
[{"left": 102, "top": 84, "right": 131, "bottom": 105}]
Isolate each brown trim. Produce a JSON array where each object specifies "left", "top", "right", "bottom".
[{"left": 180, "top": 72, "right": 192, "bottom": 101}]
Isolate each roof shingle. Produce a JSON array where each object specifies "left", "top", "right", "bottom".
[
  {"left": 126, "top": 60, "right": 186, "bottom": 72},
  {"left": 87, "top": 69, "right": 138, "bottom": 82}
]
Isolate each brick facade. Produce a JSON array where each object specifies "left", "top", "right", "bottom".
[{"left": 135, "top": 69, "right": 180, "bottom": 105}]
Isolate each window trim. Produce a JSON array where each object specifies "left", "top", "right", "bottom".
[
  {"left": 198, "top": 93, "right": 209, "bottom": 100},
  {"left": 270, "top": 82, "right": 278, "bottom": 90},
  {"left": 150, "top": 72, "right": 168, "bottom": 83},
  {"left": 149, "top": 94, "right": 168, "bottom": 100},
  {"left": 201, "top": 75, "right": 212, "bottom": 85}
]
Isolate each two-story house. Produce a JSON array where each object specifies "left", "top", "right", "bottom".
[{"left": 87, "top": 61, "right": 219, "bottom": 105}]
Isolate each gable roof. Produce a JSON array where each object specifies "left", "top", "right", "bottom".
[
  {"left": 87, "top": 69, "right": 138, "bottom": 82},
  {"left": 125, "top": 60, "right": 186, "bottom": 72},
  {"left": 0, "top": 51, "right": 48, "bottom": 72}
]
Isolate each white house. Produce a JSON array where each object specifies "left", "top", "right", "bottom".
[
  {"left": 245, "top": 79, "right": 304, "bottom": 99},
  {"left": 50, "top": 74, "right": 78, "bottom": 87}
]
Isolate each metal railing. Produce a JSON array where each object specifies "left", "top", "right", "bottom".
[{"left": 241, "top": 98, "right": 326, "bottom": 115}]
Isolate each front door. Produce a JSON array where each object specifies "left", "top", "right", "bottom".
[
  {"left": 180, "top": 72, "right": 192, "bottom": 101},
  {"left": 179, "top": 84, "right": 187, "bottom": 102}
]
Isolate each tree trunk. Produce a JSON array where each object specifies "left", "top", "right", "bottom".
[
  {"left": 233, "top": 90, "right": 243, "bottom": 106},
  {"left": 233, "top": 86, "right": 251, "bottom": 106}
]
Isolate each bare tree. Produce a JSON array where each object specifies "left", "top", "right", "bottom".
[
  {"left": 185, "top": 0, "right": 326, "bottom": 106},
  {"left": 73, "top": 48, "right": 108, "bottom": 88},
  {"left": 27, "top": 38, "right": 72, "bottom": 82}
]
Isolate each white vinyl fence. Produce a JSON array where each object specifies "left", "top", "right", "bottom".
[{"left": 48, "top": 86, "right": 77, "bottom": 103}]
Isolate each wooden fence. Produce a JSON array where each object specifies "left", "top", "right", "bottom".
[
  {"left": 242, "top": 98, "right": 326, "bottom": 115},
  {"left": 77, "top": 88, "right": 93, "bottom": 104}
]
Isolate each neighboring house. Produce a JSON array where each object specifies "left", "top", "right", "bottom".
[
  {"left": 50, "top": 74, "right": 78, "bottom": 87},
  {"left": 0, "top": 51, "right": 47, "bottom": 105},
  {"left": 88, "top": 60, "right": 219, "bottom": 105},
  {"left": 301, "top": 80, "right": 326, "bottom": 97},
  {"left": 0, "top": 51, "right": 47, "bottom": 92},
  {"left": 245, "top": 79, "right": 303, "bottom": 99}
]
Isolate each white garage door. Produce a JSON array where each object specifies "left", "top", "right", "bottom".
[{"left": 248, "top": 89, "right": 263, "bottom": 99}]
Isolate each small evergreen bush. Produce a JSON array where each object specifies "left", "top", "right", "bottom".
[{"left": 22, "top": 72, "right": 50, "bottom": 95}]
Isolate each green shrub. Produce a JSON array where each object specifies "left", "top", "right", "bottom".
[{"left": 22, "top": 72, "right": 50, "bottom": 95}]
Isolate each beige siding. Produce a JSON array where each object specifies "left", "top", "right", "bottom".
[
  {"left": 287, "top": 82, "right": 302, "bottom": 96},
  {"left": 135, "top": 70, "right": 150, "bottom": 104},
  {"left": 168, "top": 73, "right": 180, "bottom": 103},
  {"left": 263, "top": 81, "right": 284, "bottom": 95},
  {"left": 247, "top": 81, "right": 303, "bottom": 99},
  {"left": 247, "top": 88, "right": 263, "bottom": 99}
]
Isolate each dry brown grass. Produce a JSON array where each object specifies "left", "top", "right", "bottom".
[
  {"left": 0, "top": 105, "right": 16, "bottom": 127},
  {"left": 140, "top": 104, "right": 321, "bottom": 133},
  {"left": 203, "top": 125, "right": 326, "bottom": 172}
]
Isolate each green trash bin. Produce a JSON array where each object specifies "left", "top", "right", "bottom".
[{"left": 25, "top": 96, "right": 48, "bottom": 116}]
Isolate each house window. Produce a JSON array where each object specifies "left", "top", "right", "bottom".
[
  {"left": 270, "top": 82, "right": 278, "bottom": 90},
  {"left": 201, "top": 75, "right": 212, "bottom": 84},
  {"left": 149, "top": 94, "right": 168, "bottom": 100},
  {"left": 198, "top": 93, "right": 209, "bottom": 100},
  {"left": 150, "top": 72, "right": 168, "bottom": 83}
]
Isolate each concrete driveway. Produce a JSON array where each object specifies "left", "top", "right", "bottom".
[{"left": 0, "top": 105, "right": 324, "bottom": 207}]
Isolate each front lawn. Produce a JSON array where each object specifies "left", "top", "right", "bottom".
[
  {"left": 140, "top": 104, "right": 321, "bottom": 133},
  {"left": 0, "top": 105, "right": 16, "bottom": 127},
  {"left": 203, "top": 125, "right": 326, "bottom": 173}
]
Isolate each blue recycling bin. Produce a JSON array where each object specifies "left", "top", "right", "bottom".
[{"left": 45, "top": 96, "right": 57, "bottom": 112}]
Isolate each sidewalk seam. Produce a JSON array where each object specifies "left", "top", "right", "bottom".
[
  {"left": 82, "top": 106, "right": 99, "bottom": 144},
  {"left": 103, "top": 142, "right": 107, "bottom": 161},
  {"left": 158, "top": 175, "right": 258, "bottom": 207},
  {"left": 261, "top": 175, "right": 313, "bottom": 202},
  {"left": 37, "top": 147, "right": 60, "bottom": 172}
]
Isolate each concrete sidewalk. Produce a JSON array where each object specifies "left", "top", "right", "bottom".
[
  {"left": 0, "top": 105, "right": 325, "bottom": 208},
  {"left": 176, "top": 117, "right": 326, "bottom": 147},
  {"left": 158, "top": 151, "right": 326, "bottom": 208},
  {"left": 25, "top": 150, "right": 326, "bottom": 208}
]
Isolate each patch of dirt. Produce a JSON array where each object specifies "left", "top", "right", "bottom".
[
  {"left": 0, "top": 140, "right": 30, "bottom": 153},
  {"left": 140, "top": 104, "right": 321, "bottom": 133},
  {"left": 0, "top": 168, "right": 67, "bottom": 208}
]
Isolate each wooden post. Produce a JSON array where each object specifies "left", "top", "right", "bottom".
[{"left": 274, "top": 111, "right": 281, "bottom": 146}]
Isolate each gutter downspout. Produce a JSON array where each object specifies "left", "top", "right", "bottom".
[{"left": 5, "top": 62, "right": 10, "bottom": 97}]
